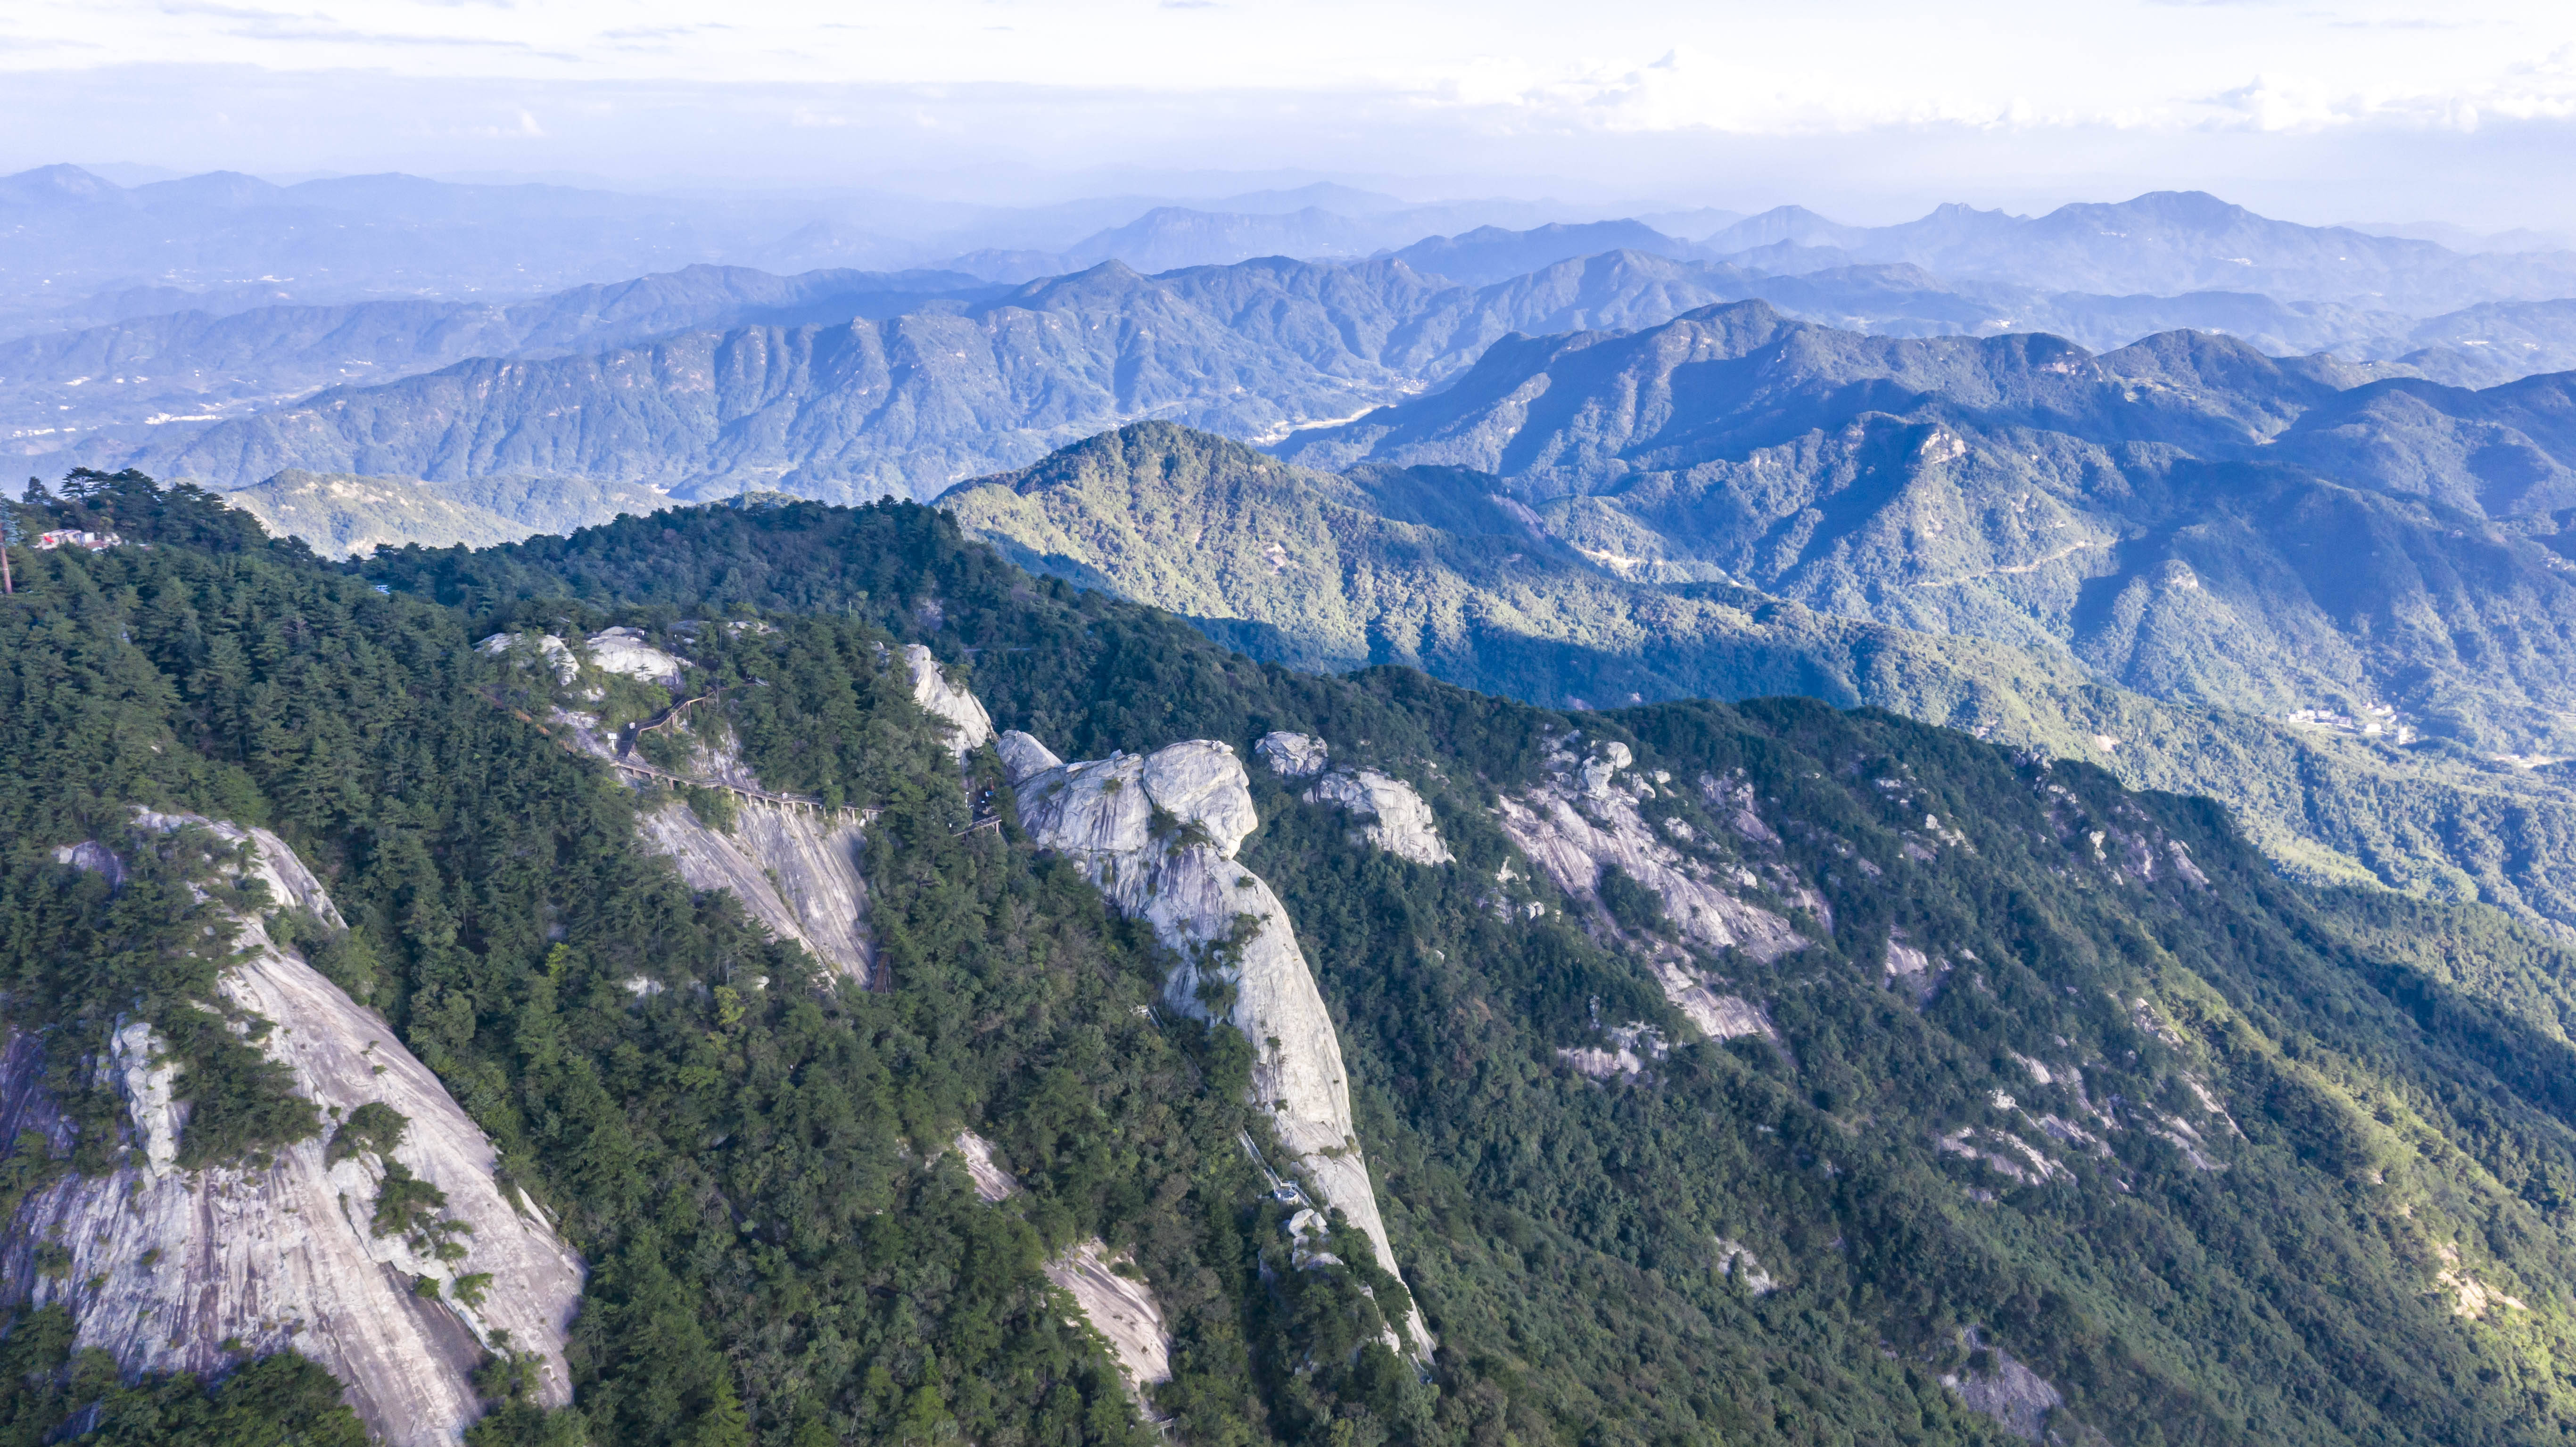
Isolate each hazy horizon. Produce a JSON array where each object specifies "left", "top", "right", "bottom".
[{"left": 2, "top": 0, "right": 2572, "bottom": 232}]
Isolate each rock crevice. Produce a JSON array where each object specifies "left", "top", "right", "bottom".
[
  {"left": 1004, "top": 731, "right": 1434, "bottom": 1357},
  {"left": 5, "top": 816, "right": 585, "bottom": 1447}
]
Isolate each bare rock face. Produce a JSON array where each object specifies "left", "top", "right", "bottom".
[
  {"left": 905, "top": 644, "right": 995, "bottom": 760},
  {"left": 1638, "top": 960, "right": 1779, "bottom": 1046},
  {"left": 1140, "top": 740, "right": 1261, "bottom": 854},
  {"left": 1013, "top": 739, "right": 1433, "bottom": 1357},
  {"left": 996, "top": 730, "right": 1063, "bottom": 785},
  {"left": 1305, "top": 768, "right": 1453, "bottom": 866},
  {"left": 49, "top": 840, "right": 125, "bottom": 888},
  {"left": 1497, "top": 783, "right": 1801, "bottom": 962},
  {"left": 948, "top": 1134, "right": 1172, "bottom": 1407},
  {"left": 1940, "top": 1329, "right": 2069, "bottom": 1442},
  {"left": 561, "top": 723, "right": 875, "bottom": 982},
  {"left": 1497, "top": 743, "right": 1805, "bottom": 1053},
  {"left": 3, "top": 818, "right": 585, "bottom": 1447},
  {"left": 1016, "top": 754, "right": 1153, "bottom": 854},
  {"left": 636, "top": 800, "right": 874, "bottom": 982},
  {"left": 1044, "top": 1241, "right": 1173, "bottom": 1401},
  {"left": 476, "top": 631, "right": 578, "bottom": 686},
  {"left": 1884, "top": 935, "right": 1951, "bottom": 1006},
  {"left": 1255, "top": 731, "right": 1330, "bottom": 779},
  {"left": 583, "top": 626, "right": 688, "bottom": 688}
]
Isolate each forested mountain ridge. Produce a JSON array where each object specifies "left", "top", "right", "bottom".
[
  {"left": 44, "top": 245, "right": 2576, "bottom": 511},
  {"left": 0, "top": 265, "right": 999, "bottom": 444},
  {"left": 1279, "top": 302, "right": 2576, "bottom": 755},
  {"left": 940, "top": 422, "right": 2576, "bottom": 930},
  {"left": 11, "top": 473, "right": 2576, "bottom": 1442},
  {"left": 223, "top": 470, "right": 675, "bottom": 557}
]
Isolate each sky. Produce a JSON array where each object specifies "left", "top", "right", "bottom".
[{"left": 2, "top": 0, "right": 2572, "bottom": 227}]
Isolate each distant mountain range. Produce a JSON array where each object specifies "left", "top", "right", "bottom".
[
  {"left": 12, "top": 160, "right": 2576, "bottom": 340},
  {"left": 45, "top": 243, "right": 2576, "bottom": 498},
  {"left": 1698, "top": 192, "right": 2576, "bottom": 312},
  {"left": 941, "top": 419, "right": 2576, "bottom": 933},
  {"left": 0, "top": 164, "right": 1640, "bottom": 337},
  {"left": 1276, "top": 300, "right": 2576, "bottom": 751},
  {"left": 1, "top": 265, "right": 1000, "bottom": 447}
]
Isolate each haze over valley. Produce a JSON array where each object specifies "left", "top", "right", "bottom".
[{"left": 14, "top": 4, "right": 2576, "bottom": 1446}]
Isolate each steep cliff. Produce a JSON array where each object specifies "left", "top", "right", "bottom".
[
  {"left": 1002, "top": 731, "right": 1434, "bottom": 1356},
  {"left": 2, "top": 815, "right": 584, "bottom": 1447},
  {"left": 499, "top": 627, "right": 879, "bottom": 982},
  {"left": 907, "top": 644, "right": 996, "bottom": 760},
  {"left": 951, "top": 1132, "right": 1174, "bottom": 1412},
  {"left": 1257, "top": 733, "right": 1453, "bottom": 865}
]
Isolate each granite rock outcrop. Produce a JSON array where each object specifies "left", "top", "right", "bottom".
[
  {"left": 1005, "top": 733, "right": 1433, "bottom": 1356},
  {"left": 3, "top": 816, "right": 585, "bottom": 1447},
  {"left": 1497, "top": 739, "right": 1803, "bottom": 1048},
  {"left": 1305, "top": 767, "right": 1453, "bottom": 866},
  {"left": 907, "top": 644, "right": 996, "bottom": 760},
  {"left": 563, "top": 720, "right": 875, "bottom": 982},
  {"left": 1258, "top": 732, "right": 1453, "bottom": 866}
]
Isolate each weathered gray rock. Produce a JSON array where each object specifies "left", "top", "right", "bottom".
[
  {"left": 1255, "top": 731, "right": 1330, "bottom": 778},
  {"left": 1496, "top": 782, "right": 1802, "bottom": 962},
  {"left": 1305, "top": 768, "right": 1453, "bottom": 865},
  {"left": 1014, "top": 739, "right": 1433, "bottom": 1357},
  {"left": 1635, "top": 954, "right": 1779, "bottom": 1045},
  {"left": 1715, "top": 1237, "right": 1779, "bottom": 1295},
  {"left": 3, "top": 818, "right": 585, "bottom": 1447},
  {"left": 947, "top": 1134, "right": 1173, "bottom": 1405},
  {"left": 561, "top": 724, "right": 875, "bottom": 981},
  {"left": 996, "top": 730, "right": 1063, "bottom": 785},
  {"left": 1940, "top": 1329, "right": 2068, "bottom": 1442},
  {"left": 476, "top": 631, "right": 577, "bottom": 686},
  {"left": 1580, "top": 742, "right": 1633, "bottom": 799},
  {"left": 1045, "top": 1240, "right": 1173, "bottom": 1403},
  {"left": 1017, "top": 754, "right": 1153, "bottom": 854},
  {"left": 583, "top": 626, "right": 688, "bottom": 688},
  {"left": 1141, "top": 740, "right": 1261, "bottom": 853},
  {"left": 636, "top": 799, "right": 874, "bottom": 982},
  {"left": 132, "top": 810, "right": 349, "bottom": 929},
  {"left": 905, "top": 644, "right": 995, "bottom": 760},
  {"left": 49, "top": 840, "right": 124, "bottom": 888},
  {"left": 1884, "top": 935, "right": 1950, "bottom": 1006},
  {"left": 1498, "top": 753, "right": 1806, "bottom": 1053}
]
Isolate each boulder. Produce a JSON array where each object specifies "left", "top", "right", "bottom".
[
  {"left": 583, "top": 625, "right": 688, "bottom": 687},
  {"left": 996, "top": 730, "right": 1063, "bottom": 785},
  {"left": 1140, "top": 740, "right": 1259, "bottom": 856},
  {"left": 1305, "top": 768, "right": 1453, "bottom": 865},
  {"left": 476, "top": 631, "right": 577, "bottom": 686},
  {"left": 1255, "top": 731, "right": 1330, "bottom": 778},
  {"left": 1016, "top": 754, "right": 1153, "bottom": 855},
  {"left": 904, "top": 644, "right": 995, "bottom": 759}
]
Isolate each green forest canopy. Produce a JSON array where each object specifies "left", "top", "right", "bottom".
[{"left": 7, "top": 473, "right": 2576, "bottom": 1444}]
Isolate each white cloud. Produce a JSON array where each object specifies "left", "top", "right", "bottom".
[{"left": 0, "top": 2, "right": 2568, "bottom": 227}]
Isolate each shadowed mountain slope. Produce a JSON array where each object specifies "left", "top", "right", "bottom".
[
  {"left": 944, "top": 422, "right": 2576, "bottom": 929},
  {"left": 1279, "top": 302, "right": 2576, "bottom": 753}
]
